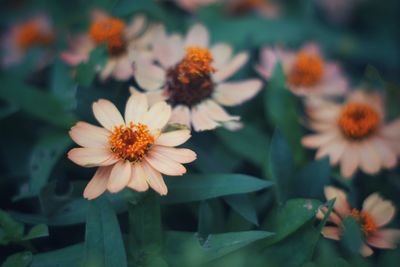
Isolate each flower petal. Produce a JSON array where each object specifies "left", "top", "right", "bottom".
[
  {"left": 99, "top": 59, "right": 117, "bottom": 81},
  {"left": 69, "top": 121, "right": 109, "bottom": 148},
  {"left": 142, "top": 101, "right": 172, "bottom": 131},
  {"left": 107, "top": 160, "right": 131, "bottom": 193},
  {"left": 125, "top": 15, "right": 145, "bottom": 39},
  {"left": 83, "top": 166, "right": 113, "bottom": 200},
  {"left": 367, "top": 229, "right": 400, "bottom": 249},
  {"left": 127, "top": 163, "right": 149, "bottom": 192},
  {"left": 301, "top": 130, "right": 340, "bottom": 149},
  {"left": 184, "top": 24, "right": 209, "bottom": 48},
  {"left": 113, "top": 57, "right": 134, "bottom": 81},
  {"left": 155, "top": 130, "right": 191, "bottom": 147},
  {"left": 315, "top": 136, "right": 347, "bottom": 165},
  {"left": 191, "top": 104, "right": 219, "bottom": 131},
  {"left": 340, "top": 143, "right": 360, "bottom": 178},
  {"left": 169, "top": 105, "right": 191, "bottom": 127},
  {"left": 358, "top": 141, "right": 381, "bottom": 175},
  {"left": 68, "top": 147, "right": 117, "bottom": 167},
  {"left": 153, "top": 25, "right": 184, "bottom": 68},
  {"left": 370, "top": 137, "right": 397, "bottom": 169},
  {"left": 145, "top": 151, "right": 186, "bottom": 176},
  {"left": 141, "top": 160, "right": 168, "bottom": 195},
  {"left": 202, "top": 100, "right": 239, "bottom": 122},
  {"left": 324, "top": 186, "right": 351, "bottom": 217},
  {"left": 360, "top": 243, "right": 374, "bottom": 257},
  {"left": 211, "top": 43, "right": 232, "bottom": 69},
  {"left": 321, "top": 226, "right": 341, "bottom": 241},
  {"left": 213, "top": 52, "right": 249, "bottom": 82},
  {"left": 135, "top": 63, "right": 166, "bottom": 91},
  {"left": 213, "top": 79, "right": 262, "bottom": 107},
  {"left": 151, "top": 146, "right": 196, "bottom": 163},
  {"left": 92, "top": 99, "right": 125, "bottom": 131},
  {"left": 125, "top": 90, "right": 148, "bottom": 124},
  {"left": 362, "top": 193, "right": 395, "bottom": 227}
]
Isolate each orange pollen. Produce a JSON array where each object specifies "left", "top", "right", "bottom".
[
  {"left": 89, "top": 17, "right": 126, "bottom": 45},
  {"left": 15, "top": 21, "right": 54, "bottom": 50},
  {"left": 338, "top": 103, "right": 380, "bottom": 139},
  {"left": 350, "top": 209, "right": 378, "bottom": 237},
  {"left": 108, "top": 122, "right": 155, "bottom": 162},
  {"left": 177, "top": 47, "right": 216, "bottom": 84},
  {"left": 288, "top": 51, "right": 324, "bottom": 87}
]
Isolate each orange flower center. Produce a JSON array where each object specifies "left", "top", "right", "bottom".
[
  {"left": 109, "top": 123, "right": 155, "bottom": 162},
  {"left": 338, "top": 103, "right": 380, "bottom": 139},
  {"left": 15, "top": 21, "right": 54, "bottom": 50},
  {"left": 177, "top": 47, "right": 216, "bottom": 84},
  {"left": 89, "top": 17, "right": 126, "bottom": 56},
  {"left": 350, "top": 209, "right": 378, "bottom": 237},
  {"left": 288, "top": 51, "right": 324, "bottom": 87}
]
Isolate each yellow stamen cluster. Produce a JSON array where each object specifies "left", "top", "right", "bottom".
[
  {"left": 109, "top": 122, "right": 154, "bottom": 162},
  {"left": 338, "top": 103, "right": 380, "bottom": 139},
  {"left": 177, "top": 47, "right": 216, "bottom": 84},
  {"left": 350, "top": 209, "right": 378, "bottom": 237},
  {"left": 89, "top": 17, "right": 126, "bottom": 56},
  {"left": 288, "top": 51, "right": 324, "bottom": 87},
  {"left": 15, "top": 20, "right": 54, "bottom": 50}
]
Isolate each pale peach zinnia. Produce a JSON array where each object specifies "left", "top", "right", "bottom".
[
  {"left": 133, "top": 24, "right": 263, "bottom": 131},
  {"left": 61, "top": 10, "right": 150, "bottom": 81},
  {"left": 302, "top": 90, "right": 400, "bottom": 178},
  {"left": 318, "top": 186, "right": 400, "bottom": 257},
  {"left": 68, "top": 92, "right": 196, "bottom": 199},
  {"left": 255, "top": 43, "right": 348, "bottom": 97},
  {"left": 1, "top": 14, "right": 54, "bottom": 67}
]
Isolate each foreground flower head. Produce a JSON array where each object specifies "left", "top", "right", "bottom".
[
  {"left": 1, "top": 14, "right": 54, "bottom": 67},
  {"left": 317, "top": 186, "right": 400, "bottom": 256},
  {"left": 61, "top": 10, "right": 151, "bottom": 81},
  {"left": 302, "top": 90, "right": 400, "bottom": 178},
  {"left": 255, "top": 43, "right": 348, "bottom": 97},
  {"left": 133, "top": 24, "right": 263, "bottom": 131},
  {"left": 68, "top": 91, "right": 196, "bottom": 199}
]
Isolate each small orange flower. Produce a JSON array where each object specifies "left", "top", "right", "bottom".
[{"left": 317, "top": 186, "right": 400, "bottom": 257}]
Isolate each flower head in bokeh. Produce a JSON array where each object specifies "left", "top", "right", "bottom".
[
  {"left": 302, "top": 90, "right": 400, "bottom": 178},
  {"left": 256, "top": 43, "right": 348, "bottom": 97},
  {"left": 61, "top": 10, "right": 152, "bottom": 81},
  {"left": 318, "top": 186, "right": 400, "bottom": 256},
  {"left": 1, "top": 14, "right": 54, "bottom": 67},
  {"left": 68, "top": 91, "right": 196, "bottom": 199},
  {"left": 133, "top": 24, "right": 262, "bottom": 132}
]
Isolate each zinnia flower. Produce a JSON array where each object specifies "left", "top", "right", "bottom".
[
  {"left": 302, "top": 90, "right": 400, "bottom": 178},
  {"left": 255, "top": 43, "right": 348, "bottom": 97},
  {"left": 61, "top": 10, "right": 152, "bottom": 81},
  {"left": 133, "top": 24, "right": 263, "bottom": 131},
  {"left": 1, "top": 14, "right": 54, "bottom": 67},
  {"left": 318, "top": 186, "right": 400, "bottom": 256},
  {"left": 68, "top": 91, "right": 197, "bottom": 199}
]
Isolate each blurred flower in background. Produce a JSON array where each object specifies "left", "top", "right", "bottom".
[{"left": 316, "top": 0, "right": 365, "bottom": 24}]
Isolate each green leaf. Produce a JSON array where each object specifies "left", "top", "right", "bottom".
[
  {"left": 215, "top": 124, "right": 269, "bottom": 166},
  {"left": 0, "top": 209, "right": 24, "bottom": 245},
  {"left": 164, "top": 231, "right": 273, "bottom": 267},
  {"left": 268, "top": 129, "right": 295, "bottom": 203},
  {"left": 264, "top": 65, "right": 305, "bottom": 164},
  {"left": 75, "top": 46, "right": 106, "bottom": 87},
  {"left": 83, "top": 197, "right": 128, "bottom": 267},
  {"left": 224, "top": 194, "right": 259, "bottom": 226},
  {"left": 30, "top": 243, "right": 83, "bottom": 267},
  {"left": 198, "top": 201, "right": 214, "bottom": 240},
  {"left": 340, "top": 217, "right": 363, "bottom": 254},
  {"left": 0, "top": 75, "right": 78, "bottom": 128},
  {"left": 50, "top": 59, "right": 77, "bottom": 110},
  {"left": 22, "top": 224, "right": 48, "bottom": 241},
  {"left": 261, "top": 199, "right": 321, "bottom": 246},
  {"left": 1, "top": 251, "right": 32, "bottom": 267},
  {"left": 162, "top": 174, "right": 273, "bottom": 204}
]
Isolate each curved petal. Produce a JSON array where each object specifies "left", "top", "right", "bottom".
[
  {"left": 125, "top": 90, "right": 148, "bottom": 124},
  {"left": 155, "top": 130, "right": 191, "bottom": 147},
  {"left": 169, "top": 105, "right": 191, "bottom": 127},
  {"left": 362, "top": 193, "right": 395, "bottom": 227},
  {"left": 69, "top": 121, "right": 109, "bottom": 148},
  {"left": 360, "top": 243, "right": 374, "bottom": 257},
  {"left": 141, "top": 160, "right": 168, "bottom": 195},
  {"left": 213, "top": 52, "right": 249, "bottom": 82},
  {"left": 211, "top": 43, "right": 232, "bottom": 69},
  {"left": 213, "top": 79, "right": 262, "bottom": 107},
  {"left": 358, "top": 141, "right": 381, "bottom": 175},
  {"left": 113, "top": 57, "right": 134, "bottom": 81},
  {"left": 127, "top": 163, "right": 149, "bottom": 192},
  {"left": 153, "top": 26, "right": 184, "bottom": 68},
  {"left": 83, "top": 166, "right": 113, "bottom": 200},
  {"left": 255, "top": 47, "right": 278, "bottom": 80},
  {"left": 107, "top": 160, "right": 131, "bottom": 193},
  {"left": 367, "top": 229, "right": 400, "bottom": 249},
  {"left": 184, "top": 24, "right": 209, "bottom": 48},
  {"left": 135, "top": 63, "right": 166, "bottom": 91},
  {"left": 370, "top": 137, "right": 397, "bottom": 169},
  {"left": 92, "top": 99, "right": 125, "bottom": 131},
  {"left": 321, "top": 226, "right": 341, "bottom": 241},
  {"left": 324, "top": 186, "right": 351, "bottom": 217},
  {"left": 142, "top": 101, "right": 172, "bottom": 131},
  {"left": 145, "top": 151, "right": 186, "bottom": 176},
  {"left": 151, "top": 146, "right": 196, "bottom": 163},
  {"left": 99, "top": 59, "right": 117, "bottom": 81},
  {"left": 315, "top": 136, "right": 347, "bottom": 165},
  {"left": 340, "top": 143, "right": 360, "bottom": 178},
  {"left": 125, "top": 14, "right": 145, "bottom": 40},
  {"left": 301, "top": 130, "right": 341, "bottom": 149},
  {"left": 202, "top": 100, "right": 240, "bottom": 122},
  {"left": 191, "top": 104, "right": 219, "bottom": 132},
  {"left": 68, "top": 147, "right": 117, "bottom": 167}
]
